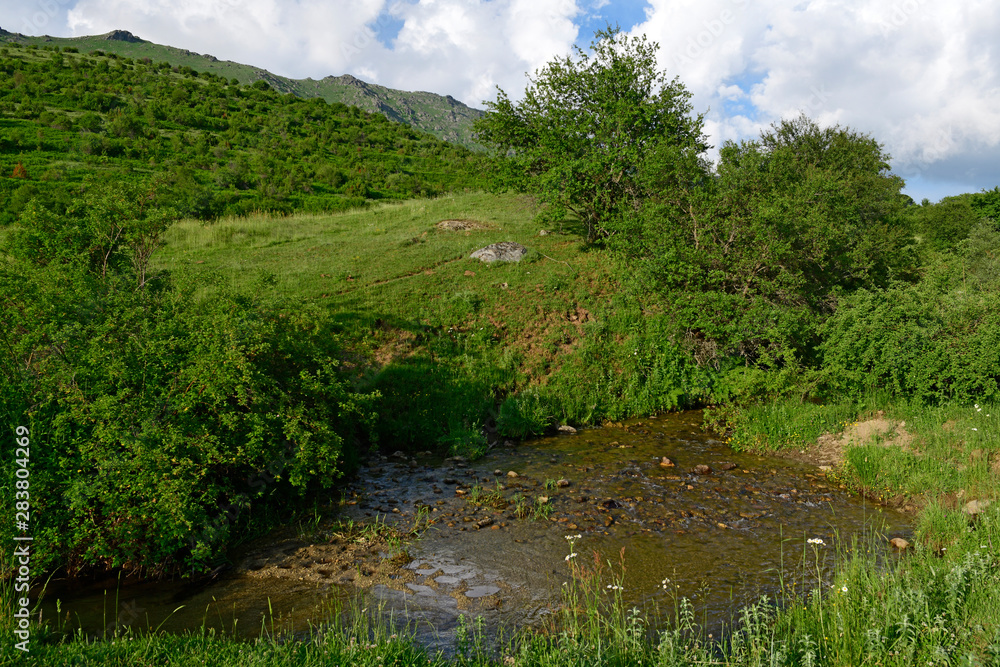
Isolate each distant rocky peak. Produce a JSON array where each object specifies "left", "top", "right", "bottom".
[{"left": 104, "top": 30, "right": 143, "bottom": 43}]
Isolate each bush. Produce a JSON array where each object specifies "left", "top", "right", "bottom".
[{"left": 0, "top": 267, "right": 377, "bottom": 575}]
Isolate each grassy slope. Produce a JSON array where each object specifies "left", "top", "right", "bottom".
[
  {"left": 156, "top": 192, "right": 612, "bottom": 447},
  {"left": 0, "top": 30, "right": 483, "bottom": 146}
]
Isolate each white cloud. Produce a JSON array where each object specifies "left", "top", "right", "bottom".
[
  {"left": 632, "top": 0, "right": 1000, "bottom": 197},
  {"left": 62, "top": 0, "right": 579, "bottom": 105}
]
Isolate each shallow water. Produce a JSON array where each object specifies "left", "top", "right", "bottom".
[{"left": 37, "top": 412, "right": 911, "bottom": 649}]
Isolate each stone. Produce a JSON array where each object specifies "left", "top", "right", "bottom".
[
  {"left": 963, "top": 499, "right": 991, "bottom": 516},
  {"left": 659, "top": 457, "right": 675, "bottom": 468},
  {"left": 507, "top": 471, "right": 519, "bottom": 478},
  {"left": 556, "top": 478, "right": 571, "bottom": 488},
  {"left": 557, "top": 425, "right": 578, "bottom": 434},
  {"left": 494, "top": 469, "right": 503, "bottom": 476},
  {"left": 718, "top": 462, "right": 738, "bottom": 471},
  {"left": 693, "top": 464, "right": 713, "bottom": 475},
  {"left": 538, "top": 229, "right": 550, "bottom": 236},
  {"left": 889, "top": 537, "right": 910, "bottom": 550},
  {"left": 476, "top": 517, "right": 494, "bottom": 529},
  {"left": 470, "top": 242, "right": 528, "bottom": 263},
  {"left": 465, "top": 585, "right": 500, "bottom": 598}
]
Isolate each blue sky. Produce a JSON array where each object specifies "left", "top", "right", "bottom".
[{"left": 2, "top": 0, "right": 998, "bottom": 203}]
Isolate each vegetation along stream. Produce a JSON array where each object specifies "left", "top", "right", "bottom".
[{"left": 37, "top": 412, "right": 910, "bottom": 651}]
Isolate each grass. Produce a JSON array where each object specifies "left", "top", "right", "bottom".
[
  {"left": 8, "top": 513, "right": 997, "bottom": 665},
  {"left": 155, "top": 192, "right": 618, "bottom": 448}
]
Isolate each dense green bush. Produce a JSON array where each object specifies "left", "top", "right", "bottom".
[
  {"left": 820, "top": 279, "right": 1000, "bottom": 403},
  {"left": 1, "top": 264, "right": 377, "bottom": 574}
]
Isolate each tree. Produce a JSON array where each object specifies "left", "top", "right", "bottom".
[
  {"left": 474, "top": 27, "right": 708, "bottom": 240},
  {"left": 628, "top": 115, "right": 914, "bottom": 369}
]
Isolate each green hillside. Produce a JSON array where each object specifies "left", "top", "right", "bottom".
[
  {"left": 0, "top": 27, "right": 484, "bottom": 146},
  {"left": 0, "top": 40, "right": 481, "bottom": 224}
]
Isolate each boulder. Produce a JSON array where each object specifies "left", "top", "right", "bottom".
[
  {"left": 557, "top": 425, "right": 577, "bottom": 434},
  {"left": 470, "top": 242, "right": 528, "bottom": 263}
]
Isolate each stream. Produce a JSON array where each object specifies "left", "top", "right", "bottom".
[{"left": 37, "top": 411, "right": 911, "bottom": 652}]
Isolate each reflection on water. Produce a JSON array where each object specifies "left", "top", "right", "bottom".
[{"left": 37, "top": 411, "right": 911, "bottom": 648}]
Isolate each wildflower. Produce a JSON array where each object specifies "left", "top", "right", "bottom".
[
  {"left": 841, "top": 586, "right": 848, "bottom": 593},
  {"left": 565, "top": 553, "right": 577, "bottom": 561},
  {"left": 606, "top": 584, "right": 622, "bottom": 591},
  {"left": 565, "top": 534, "right": 582, "bottom": 540},
  {"left": 807, "top": 538, "right": 825, "bottom": 545},
  {"left": 972, "top": 428, "right": 978, "bottom": 432}
]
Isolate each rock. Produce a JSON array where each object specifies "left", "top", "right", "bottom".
[
  {"left": 475, "top": 517, "right": 494, "bottom": 529},
  {"left": 659, "top": 457, "right": 675, "bottom": 468},
  {"left": 538, "top": 496, "right": 549, "bottom": 504},
  {"left": 604, "top": 516, "right": 614, "bottom": 527},
  {"left": 889, "top": 537, "right": 910, "bottom": 550},
  {"left": 507, "top": 471, "right": 519, "bottom": 478},
  {"left": 455, "top": 489, "right": 468, "bottom": 496},
  {"left": 718, "top": 462, "right": 738, "bottom": 471},
  {"left": 557, "top": 425, "right": 577, "bottom": 434},
  {"left": 538, "top": 229, "right": 550, "bottom": 236},
  {"left": 601, "top": 499, "right": 623, "bottom": 509},
  {"left": 470, "top": 242, "right": 528, "bottom": 263},
  {"left": 556, "top": 478, "right": 571, "bottom": 488},
  {"left": 963, "top": 499, "right": 991, "bottom": 516},
  {"left": 693, "top": 464, "right": 713, "bottom": 475},
  {"left": 390, "top": 450, "right": 407, "bottom": 459},
  {"left": 494, "top": 469, "right": 503, "bottom": 476}
]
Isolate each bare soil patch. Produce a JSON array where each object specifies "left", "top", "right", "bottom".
[
  {"left": 437, "top": 219, "right": 492, "bottom": 231},
  {"left": 777, "top": 411, "right": 915, "bottom": 470}
]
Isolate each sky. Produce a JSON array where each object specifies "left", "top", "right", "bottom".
[{"left": 3, "top": 0, "right": 999, "bottom": 203}]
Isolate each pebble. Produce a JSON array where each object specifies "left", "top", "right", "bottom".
[
  {"left": 507, "top": 471, "right": 519, "bottom": 478},
  {"left": 659, "top": 457, "right": 675, "bottom": 467},
  {"left": 889, "top": 537, "right": 910, "bottom": 550},
  {"left": 693, "top": 465, "right": 713, "bottom": 475},
  {"left": 556, "top": 478, "right": 571, "bottom": 488},
  {"left": 557, "top": 425, "right": 577, "bottom": 434}
]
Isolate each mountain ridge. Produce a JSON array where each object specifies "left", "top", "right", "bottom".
[{"left": 0, "top": 26, "right": 483, "bottom": 147}]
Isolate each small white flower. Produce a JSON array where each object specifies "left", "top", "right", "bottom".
[
  {"left": 975, "top": 404, "right": 980, "bottom": 409},
  {"left": 841, "top": 586, "right": 848, "bottom": 593},
  {"left": 565, "top": 553, "right": 577, "bottom": 561},
  {"left": 807, "top": 538, "right": 825, "bottom": 545},
  {"left": 972, "top": 428, "right": 978, "bottom": 432}
]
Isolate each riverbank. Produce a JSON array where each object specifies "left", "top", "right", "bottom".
[{"left": 4, "top": 404, "right": 998, "bottom": 665}]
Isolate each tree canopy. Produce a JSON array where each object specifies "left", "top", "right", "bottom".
[{"left": 474, "top": 27, "right": 708, "bottom": 240}]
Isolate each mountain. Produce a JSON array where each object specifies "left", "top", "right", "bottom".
[{"left": 0, "top": 27, "right": 484, "bottom": 147}]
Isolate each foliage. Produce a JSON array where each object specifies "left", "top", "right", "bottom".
[
  {"left": 6, "top": 177, "right": 178, "bottom": 286},
  {"left": 474, "top": 27, "right": 708, "bottom": 240},
  {"left": 905, "top": 193, "right": 983, "bottom": 251},
  {"left": 0, "top": 43, "right": 480, "bottom": 225},
  {"left": 620, "top": 116, "right": 914, "bottom": 385},
  {"left": 0, "top": 263, "right": 377, "bottom": 574},
  {"left": 819, "top": 278, "right": 1000, "bottom": 404}
]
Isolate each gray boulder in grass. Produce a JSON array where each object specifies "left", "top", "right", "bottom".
[{"left": 470, "top": 242, "right": 528, "bottom": 263}]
